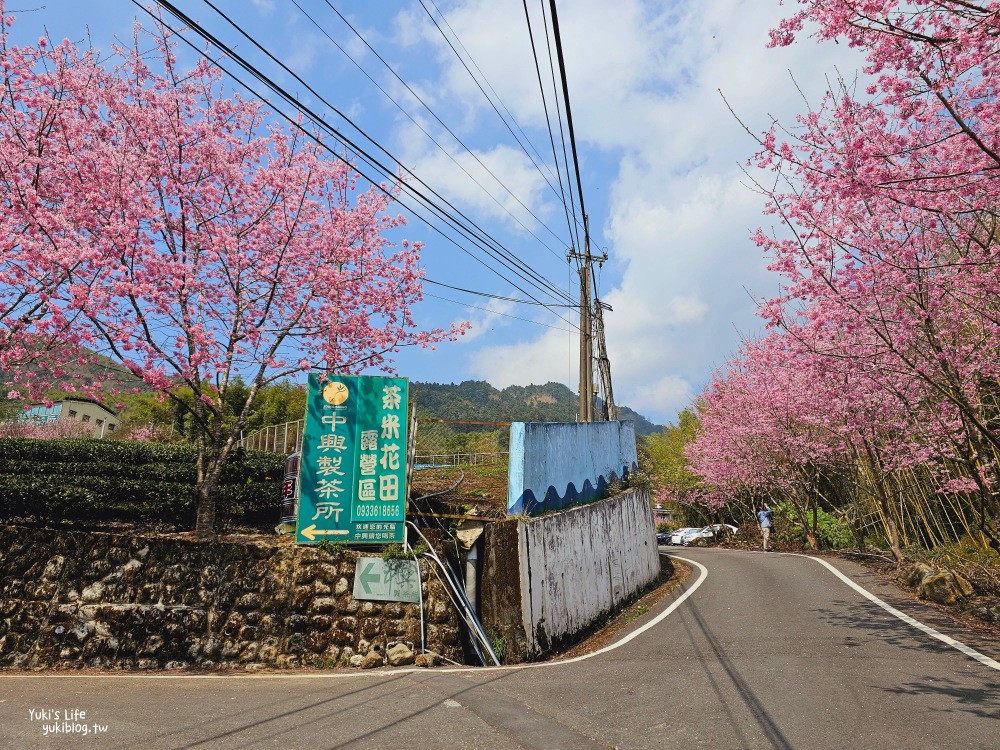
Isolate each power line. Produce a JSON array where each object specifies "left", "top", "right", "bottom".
[
  {"left": 416, "top": 0, "right": 567, "bottom": 213},
  {"left": 424, "top": 0, "right": 562, "bottom": 191},
  {"left": 139, "top": 12, "right": 582, "bottom": 339},
  {"left": 311, "top": 0, "right": 569, "bottom": 261},
  {"left": 522, "top": 0, "right": 579, "bottom": 258},
  {"left": 424, "top": 293, "right": 573, "bottom": 332},
  {"left": 547, "top": 0, "right": 590, "bottom": 245},
  {"left": 141, "top": 1, "right": 580, "bottom": 327},
  {"left": 545, "top": 0, "right": 617, "bottom": 421},
  {"left": 539, "top": 0, "right": 584, "bottom": 260},
  {"left": 192, "top": 0, "right": 571, "bottom": 306},
  {"left": 424, "top": 278, "right": 577, "bottom": 306}
]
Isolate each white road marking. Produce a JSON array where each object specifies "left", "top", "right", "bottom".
[
  {"left": 792, "top": 553, "right": 1000, "bottom": 673},
  {"left": 10, "top": 554, "right": 708, "bottom": 680},
  {"left": 541, "top": 555, "right": 707, "bottom": 666},
  {"left": 14, "top": 552, "right": 996, "bottom": 680}
]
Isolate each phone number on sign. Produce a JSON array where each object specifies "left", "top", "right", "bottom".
[{"left": 353, "top": 504, "right": 399, "bottom": 519}]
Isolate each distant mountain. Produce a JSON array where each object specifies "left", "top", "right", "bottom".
[
  {"left": 410, "top": 380, "right": 663, "bottom": 435},
  {"left": 0, "top": 346, "right": 148, "bottom": 399}
]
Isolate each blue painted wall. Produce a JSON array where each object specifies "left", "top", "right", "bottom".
[
  {"left": 507, "top": 421, "right": 638, "bottom": 515},
  {"left": 19, "top": 404, "right": 61, "bottom": 423}
]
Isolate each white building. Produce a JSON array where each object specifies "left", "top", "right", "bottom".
[{"left": 20, "top": 397, "right": 120, "bottom": 437}]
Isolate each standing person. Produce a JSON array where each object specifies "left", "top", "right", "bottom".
[{"left": 757, "top": 504, "right": 774, "bottom": 551}]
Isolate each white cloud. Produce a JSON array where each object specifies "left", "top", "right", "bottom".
[
  {"left": 632, "top": 375, "right": 696, "bottom": 419},
  {"left": 283, "top": 33, "right": 321, "bottom": 77},
  {"left": 404, "top": 141, "right": 555, "bottom": 232},
  {"left": 396, "top": 0, "right": 867, "bottom": 423},
  {"left": 455, "top": 297, "right": 517, "bottom": 344},
  {"left": 467, "top": 325, "right": 576, "bottom": 388},
  {"left": 666, "top": 295, "right": 709, "bottom": 324}
]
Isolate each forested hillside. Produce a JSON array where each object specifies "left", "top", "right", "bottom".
[
  {"left": 3, "top": 359, "right": 662, "bottom": 437},
  {"left": 410, "top": 380, "right": 661, "bottom": 435}
]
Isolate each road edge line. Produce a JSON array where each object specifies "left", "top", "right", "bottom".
[
  {"left": 428, "top": 553, "right": 708, "bottom": 673},
  {"left": 24, "top": 554, "right": 708, "bottom": 680},
  {"left": 794, "top": 553, "right": 1000, "bottom": 673},
  {"left": 519, "top": 553, "right": 708, "bottom": 668}
]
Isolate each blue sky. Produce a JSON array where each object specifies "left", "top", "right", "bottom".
[{"left": 6, "top": 1, "right": 863, "bottom": 425}]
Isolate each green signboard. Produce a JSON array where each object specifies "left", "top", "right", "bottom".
[
  {"left": 352, "top": 557, "right": 421, "bottom": 603},
  {"left": 296, "top": 374, "right": 408, "bottom": 545}
]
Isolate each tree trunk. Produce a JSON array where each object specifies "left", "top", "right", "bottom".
[
  {"left": 857, "top": 442, "right": 905, "bottom": 562},
  {"left": 875, "top": 487, "right": 904, "bottom": 562},
  {"left": 194, "top": 481, "right": 216, "bottom": 538},
  {"left": 790, "top": 488, "right": 818, "bottom": 550},
  {"left": 192, "top": 424, "right": 246, "bottom": 539}
]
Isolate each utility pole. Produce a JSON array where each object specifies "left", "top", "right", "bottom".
[
  {"left": 593, "top": 292, "right": 617, "bottom": 421},
  {"left": 570, "top": 215, "right": 607, "bottom": 423},
  {"left": 575, "top": 249, "right": 593, "bottom": 423},
  {"left": 547, "top": 1, "right": 616, "bottom": 423}
]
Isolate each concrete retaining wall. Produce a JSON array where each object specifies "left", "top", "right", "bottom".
[
  {"left": 481, "top": 488, "right": 659, "bottom": 661},
  {"left": 0, "top": 526, "right": 462, "bottom": 670},
  {"left": 508, "top": 421, "right": 638, "bottom": 515}
]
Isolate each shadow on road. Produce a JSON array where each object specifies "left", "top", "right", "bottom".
[
  {"left": 156, "top": 674, "right": 414, "bottom": 750},
  {"left": 154, "top": 670, "right": 557, "bottom": 750},
  {"left": 812, "top": 600, "right": 1000, "bottom": 720},
  {"left": 682, "top": 600, "right": 793, "bottom": 750},
  {"left": 883, "top": 677, "right": 1000, "bottom": 721},
  {"left": 811, "top": 600, "right": 954, "bottom": 656}
]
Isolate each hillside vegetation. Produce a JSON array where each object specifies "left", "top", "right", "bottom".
[{"left": 411, "top": 380, "right": 662, "bottom": 435}]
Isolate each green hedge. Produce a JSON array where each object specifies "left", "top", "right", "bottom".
[
  {"left": 772, "top": 502, "right": 855, "bottom": 550},
  {"left": 0, "top": 438, "right": 285, "bottom": 528}
]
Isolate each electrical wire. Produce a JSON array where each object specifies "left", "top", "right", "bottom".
[
  {"left": 138, "top": 1, "right": 582, "bottom": 332},
  {"left": 424, "top": 293, "right": 573, "bottom": 332},
  {"left": 191, "top": 0, "right": 573, "bottom": 308},
  {"left": 547, "top": 0, "right": 590, "bottom": 249},
  {"left": 424, "top": 0, "right": 566, "bottom": 204},
  {"left": 522, "top": 0, "right": 578, "bottom": 257},
  {"left": 540, "top": 0, "right": 583, "bottom": 261},
  {"left": 312, "top": 0, "right": 569, "bottom": 261},
  {"left": 424, "top": 278, "right": 576, "bottom": 306},
  {"left": 417, "top": 0, "right": 566, "bottom": 212}
]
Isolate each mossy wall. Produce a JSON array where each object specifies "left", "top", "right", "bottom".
[{"left": 0, "top": 526, "right": 462, "bottom": 670}]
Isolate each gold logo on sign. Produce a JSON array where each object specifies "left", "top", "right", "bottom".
[{"left": 323, "top": 381, "right": 350, "bottom": 406}]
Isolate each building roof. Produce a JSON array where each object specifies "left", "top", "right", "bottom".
[{"left": 30, "top": 397, "right": 118, "bottom": 417}]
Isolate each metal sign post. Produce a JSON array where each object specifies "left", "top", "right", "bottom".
[{"left": 295, "top": 374, "right": 409, "bottom": 545}]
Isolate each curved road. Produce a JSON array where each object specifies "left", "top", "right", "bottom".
[{"left": 3, "top": 548, "right": 999, "bottom": 749}]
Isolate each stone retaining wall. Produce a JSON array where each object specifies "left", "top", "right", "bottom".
[{"left": 0, "top": 526, "right": 462, "bottom": 670}]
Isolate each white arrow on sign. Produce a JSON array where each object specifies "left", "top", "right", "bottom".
[{"left": 300, "top": 525, "right": 350, "bottom": 541}]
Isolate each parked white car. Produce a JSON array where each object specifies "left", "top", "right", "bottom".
[
  {"left": 679, "top": 524, "right": 738, "bottom": 545},
  {"left": 669, "top": 527, "right": 701, "bottom": 545}
]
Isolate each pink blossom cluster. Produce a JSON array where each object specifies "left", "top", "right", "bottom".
[
  {"left": 0, "top": 23, "right": 464, "bottom": 397},
  {"left": 0, "top": 12, "right": 468, "bottom": 534},
  {"left": 685, "top": 1, "right": 1000, "bottom": 544},
  {"left": 0, "top": 418, "right": 91, "bottom": 440}
]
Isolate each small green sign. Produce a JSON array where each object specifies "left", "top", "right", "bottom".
[
  {"left": 296, "top": 374, "right": 408, "bottom": 545},
  {"left": 352, "top": 557, "right": 421, "bottom": 603}
]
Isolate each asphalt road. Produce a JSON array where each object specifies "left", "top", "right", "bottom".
[{"left": 3, "top": 548, "right": 999, "bottom": 750}]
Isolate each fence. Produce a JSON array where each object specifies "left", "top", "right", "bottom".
[
  {"left": 239, "top": 417, "right": 510, "bottom": 467},
  {"left": 413, "top": 419, "right": 510, "bottom": 466},
  {"left": 238, "top": 419, "right": 304, "bottom": 455}
]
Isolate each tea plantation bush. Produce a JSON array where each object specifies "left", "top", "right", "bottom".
[{"left": 0, "top": 438, "right": 284, "bottom": 528}]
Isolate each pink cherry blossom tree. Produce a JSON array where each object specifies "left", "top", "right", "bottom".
[
  {"left": 0, "top": 25, "right": 124, "bottom": 397},
  {"left": 661, "top": 1, "right": 1000, "bottom": 556},
  {"left": 689, "top": 0, "right": 1000, "bottom": 554},
  {"left": 0, "top": 18, "right": 466, "bottom": 536}
]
